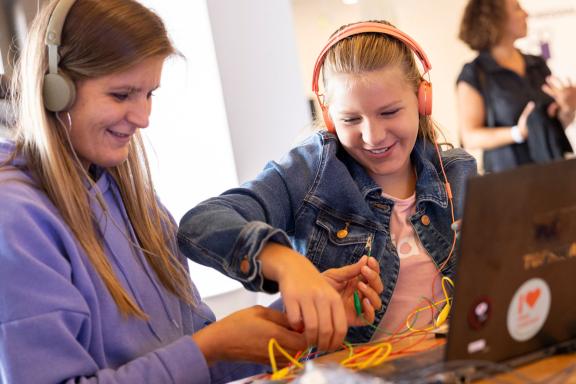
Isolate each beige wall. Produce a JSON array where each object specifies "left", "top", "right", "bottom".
[{"left": 393, "top": 0, "right": 473, "bottom": 146}]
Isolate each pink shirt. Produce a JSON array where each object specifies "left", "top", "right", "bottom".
[{"left": 372, "top": 193, "right": 442, "bottom": 340}]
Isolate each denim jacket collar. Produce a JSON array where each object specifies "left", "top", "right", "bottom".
[
  {"left": 334, "top": 134, "right": 448, "bottom": 208},
  {"left": 411, "top": 139, "right": 449, "bottom": 209}
]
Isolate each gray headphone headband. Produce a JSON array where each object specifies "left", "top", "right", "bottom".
[
  {"left": 43, "top": 0, "right": 77, "bottom": 112},
  {"left": 45, "top": 0, "right": 76, "bottom": 74}
]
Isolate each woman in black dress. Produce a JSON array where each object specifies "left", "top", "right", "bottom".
[{"left": 456, "top": 0, "right": 576, "bottom": 172}]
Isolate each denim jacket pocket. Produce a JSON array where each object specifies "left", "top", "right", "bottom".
[{"left": 306, "top": 210, "right": 372, "bottom": 271}]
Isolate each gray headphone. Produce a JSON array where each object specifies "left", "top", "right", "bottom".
[{"left": 43, "top": 0, "right": 77, "bottom": 112}]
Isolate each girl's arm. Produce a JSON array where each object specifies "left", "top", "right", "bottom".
[{"left": 177, "top": 137, "right": 356, "bottom": 351}]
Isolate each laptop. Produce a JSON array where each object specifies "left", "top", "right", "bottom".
[
  {"left": 445, "top": 157, "right": 576, "bottom": 364},
  {"left": 363, "top": 158, "right": 576, "bottom": 381}
]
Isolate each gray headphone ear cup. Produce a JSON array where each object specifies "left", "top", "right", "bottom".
[{"left": 43, "top": 72, "right": 76, "bottom": 112}]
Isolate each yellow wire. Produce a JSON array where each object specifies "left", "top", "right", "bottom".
[
  {"left": 343, "top": 341, "right": 355, "bottom": 359},
  {"left": 360, "top": 344, "right": 392, "bottom": 369},
  {"left": 405, "top": 276, "right": 455, "bottom": 332},
  {"left": 268, "top": 338, "right": 304, "bottom": 380},
  {"left": 405, "top": 297, "right": 448, "bottom": 331},
  {"left": 341, "top": 342, "right": 392, "bottom": 369},
  {"left": 441, "top": 276, "right": 454, "bottom": 303}
]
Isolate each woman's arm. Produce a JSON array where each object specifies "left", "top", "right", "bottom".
[
  {"left": 456, "top": 82, "right": 534, "bottom": 150},
  {"left": 0, "top": 180, "right": 295, "bottom": 384},
  {"left": 0, "top": 197, "right": 210, "bottom": 383},
  {"left": 192, "top": 305, "right": 306, "bottom": 366}
]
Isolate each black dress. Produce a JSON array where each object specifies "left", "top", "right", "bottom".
[{"left": 457, "top": 50, "right": 555, "bottom": 172}]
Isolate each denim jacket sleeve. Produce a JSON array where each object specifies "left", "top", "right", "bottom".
[{"left": 177, "top": 134, "right": 325, "bottom": 293}]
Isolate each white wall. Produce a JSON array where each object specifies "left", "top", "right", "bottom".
[{"left": 206, "top": 0, "right": 311, "bottom": 184}]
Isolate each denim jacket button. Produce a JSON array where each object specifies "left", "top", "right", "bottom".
[
  {"left": 421, "top": 215, "right": 431, "bottom": 226},
  {"left": 337, "top": 223, "right": 350, "bottom": 239},
  {"left": 240, "top": 257, "right": 250, "bottom": 274}
]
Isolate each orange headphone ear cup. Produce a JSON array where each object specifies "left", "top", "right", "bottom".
[
  {"left": 321, "top": 104, "right": 335, "bottom": 133},
  {"left": 418, "top": 80, "right": 432, "bottom": 116}
]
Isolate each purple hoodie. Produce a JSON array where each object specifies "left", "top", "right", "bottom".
[{"left": 0, "top": 140, "right": 265, "bottom": 383}]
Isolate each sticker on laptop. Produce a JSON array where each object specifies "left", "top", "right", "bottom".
[
  {"left": 506, "top": 278, "right": 551, "bottom": 342},
  {"left": 468, "top": 296, "right": 492, "bottom": 330}
]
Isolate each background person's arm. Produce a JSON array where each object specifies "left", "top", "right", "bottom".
[{"left": 457, "top": 82, "right": 534, "bottom": 150}]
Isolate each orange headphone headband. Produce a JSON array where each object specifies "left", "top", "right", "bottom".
[{"left": 311, "top": 22, "right": 433, "bottom": 131}]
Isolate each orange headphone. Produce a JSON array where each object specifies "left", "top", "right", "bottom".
[{"left": 311, "top": 21, "right": 433, "bottom": 133}]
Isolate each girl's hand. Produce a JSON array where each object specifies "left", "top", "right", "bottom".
[
  {"left": 259, "top": 243, "right": 347, "bottom": 352},
  {"left": 192, "top": 305, "right": 307, "bottom": 365},
  {"left": 322, "top": 255, "right": 383, "bottom": 326}
]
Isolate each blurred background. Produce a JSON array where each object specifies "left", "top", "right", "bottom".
[{"left": 1, "top": 0, "right": 575, "bottom": 318}]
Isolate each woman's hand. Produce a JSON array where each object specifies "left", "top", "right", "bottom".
[
  {"left": 542, "top": 76, "right": 576, "bottom": 125},
  {"left": 517, "top": 101, "right": 535, "bottom": 140},
  {"left": 322, "top": 255, "right": 383, "bottom": 326},
  {"left": 192, "top": 306, "right": 307, "bottom": 366},
  {"left": 259, "top": 243, "right": 347, "bottom": 352},
  {"left": 542, "top": 76, "right": 576, "bottom": 112}
]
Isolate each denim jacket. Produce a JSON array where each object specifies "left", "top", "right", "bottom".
[{"left": 178, "top": 131, "right": 477, "bottom": 342}]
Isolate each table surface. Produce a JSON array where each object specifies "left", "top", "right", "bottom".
[
  {"left": 311, "top": 333, "right": 576, "bottom": 383},
  {"left": 229, "top": 333, "right": 576, "bottom": 383}
]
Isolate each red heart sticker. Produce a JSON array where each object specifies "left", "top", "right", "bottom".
[{"left": 526, "top": 288, "right": 541, "bottom": 308}]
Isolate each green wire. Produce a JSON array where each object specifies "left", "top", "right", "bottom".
[
  {"left": 354, "top": 235, "right": 373, "bottom": 317},
  {"left": 354, "top": 291, "right": 362, "bottom": 316}
]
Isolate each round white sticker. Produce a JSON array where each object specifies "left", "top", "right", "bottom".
[{"left": 507, "top": 278, "right": 551, "bottom": 342}]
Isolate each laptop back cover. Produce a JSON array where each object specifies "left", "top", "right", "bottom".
[{"left": 445, "top": 158, "right": 576, "bottom": 363}]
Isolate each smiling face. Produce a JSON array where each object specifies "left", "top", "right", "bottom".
[
  {"left": 67, "top": 55, "right": 165, "bottom": 169},
  {"left": 328, "top": 65, "right": 419, "bottom": 192}
]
